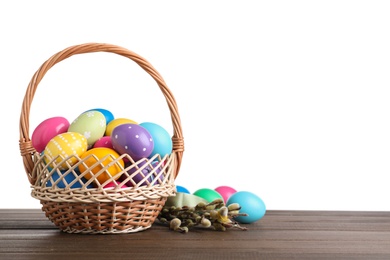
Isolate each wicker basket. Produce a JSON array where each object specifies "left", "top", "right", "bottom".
[{"left": 19, "top": 43, "right": 184, "bottom": 234}]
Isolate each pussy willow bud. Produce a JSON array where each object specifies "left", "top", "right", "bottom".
[
  {"left": 217, "top": 206, "right": 232, "bottom": 224},
  {"left": 170, "top": 218, "right": 181, "bottom": 230},
  {"left": 213, "top": 223, "right": 227, "bottom": 231},
  {"left": 196, "top": 202, "right": 207, "bottom": 208},
  {"left": 185, "top": 219, "right": 195, "bottom": 227},
  {"left": 205, "top": 204, "right": 216, "bottom": 210},
  {"left": 210, "top": 198, "right": 224, "bottom": 205},
  {"left": 201, "top": 218, "right": 211, "bottom": 228},
  {"left": 195, "top": 215, "right": 202, "bottom": 223},
  {"left": 209, "top": 210, "right": 218, "bottom": 220},
  {"left": 229, "top": 210, "right": 240, "bottom": 215},
  {"left": 181, "top": 226, "right": 189, "bottom": 233},
  {"left": 218, "top": 206, "right": 228, "bottom": 218},
  {"left": 227, "top": 203, "right": 241, "bottom": 211}
]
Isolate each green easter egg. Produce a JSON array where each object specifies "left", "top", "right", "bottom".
[
  {"left": 193, "top": 188, "right": 223, "bottom": 203},
  {"left": 68, "top": 110, "right": 106, "bottom": 148}
]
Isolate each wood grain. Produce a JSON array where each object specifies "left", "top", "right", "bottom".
[{"left": 1, "top": 209, "right": 389, "bottom": 259}]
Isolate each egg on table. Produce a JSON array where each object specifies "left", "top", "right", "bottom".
[
  {"left": 193, "top": 188, "right": 223, "bottom": 203},
  {"left": 226, "top": 191, "right": 266, "bottom": 224},
  {"left": 215, "top": 185, "right": 237, "bottom": 203}
]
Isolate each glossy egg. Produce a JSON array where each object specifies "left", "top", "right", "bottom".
[
  {"left": 47, "top": 168, "right": 93, "bottom": 189},
  {"left": 121, "top": 160, "right": 163, "bottom": 187},
  {"left": 93, "top": 136, "right": 113, "bottom": 149},
  {"left": 226, "top": 191, "right": 266, "bottom": 224},
  {"left": 31, "top": 116, "right": 70, "bottom": 153},
  {"left": 105, "top": 118, "right": 138, "bottom": 136},
  {"left": 121, "top": 161, "right": 154, "bottom": 187},
  {"left": 111, "top": 123, "right": 154, "bottom": 161},
  {"left": 44, "top": 132, "right": 88, "bottom": 170},
  {"left": 139, "top": 122, "right": 172, "bottom": 159},
  {"left": 85, "top": 108, "right": 114, "bottom": 125},
  {"left": 68, "top": 111, "right": 106, "bottom": 148},
  {"left": 176, "top": 185, "right": 190, "bottom": 194},
  {"left": 78, "top": 147, "right": 124, "bottom": 185},
  {"left": 215, "top": 185, "right": 237, "bottom": 203},
  {"left": 193, "top": 188, "right": 223, "bottom": 203},
  {"left": 103, "top": 180, "right": 128, "bottom": 189}
]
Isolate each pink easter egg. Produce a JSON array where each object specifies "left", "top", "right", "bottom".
[
  {"left": 103, "top": 180, "right": 128, "bottom": 189},
  {"left": 215, "top": 185, "right": 237, "bottom": 203},
  {"left": 31, "top": 116, "right": 70, "bottom": 153},
  {"left": 93, "top": 136, "right": 113, "bottom": 149}
]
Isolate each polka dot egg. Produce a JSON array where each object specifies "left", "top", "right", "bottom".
[
  {"left": 111, "top": 123, "right": 154, "bottom": 161},
  {"left": 43, "top": 132, "right": 88, "bottom": 170}
]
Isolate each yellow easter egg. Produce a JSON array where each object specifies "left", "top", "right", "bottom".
[
  {"left": 78, "top": 147, "right": 124, "bottom": 184},
  {"left": 105, "top": 118, "right": 138, "bottom": 136},
  {"left": 44, "top": 132, "right": 88, "bottom": 170}
]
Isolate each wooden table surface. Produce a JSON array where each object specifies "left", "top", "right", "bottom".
[{"left": 1, "top": 209, "right": 389, "bottom": 259}]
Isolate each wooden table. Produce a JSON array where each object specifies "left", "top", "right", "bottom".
[{"left": 1, "top": 209, "right": 389, "bottom": 259}]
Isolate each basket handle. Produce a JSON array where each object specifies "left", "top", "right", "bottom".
[{"left": 19, "top": 43, "right": 184, "bottom": 185}]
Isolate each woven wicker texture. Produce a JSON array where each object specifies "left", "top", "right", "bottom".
[{"left": 19, "top": 43, "right": 184, "bottom": 234}]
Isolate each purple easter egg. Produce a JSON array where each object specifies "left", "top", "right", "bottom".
[
  {"left": 111, "top": 123, "right": 154, "bottom": 161},
  {"left": 120, "top": 160, "right": 162, "bottom": 187}
]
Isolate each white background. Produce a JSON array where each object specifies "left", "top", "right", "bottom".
[{"left": 1, "top": 1, "right": 390, "bottom": 211}]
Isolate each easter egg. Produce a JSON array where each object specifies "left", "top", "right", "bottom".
[
  {"left": 176, "top": 185, "right": 190, "bottom": 194},
  {"left": 78, "top": 147, "right": 124, "bottom": 185},
  {"left": 226, "top": 191, "right": 266, "bottom": 224},
  {"left": 31, "top": 116, "right": 70, "bottom": 153},
  {"left": 93, "top": 136, "right": 113, "bottom": 149},
  {"left": 215, "top": 185, "right": 237, "bottom": 203},
  {"left": 105, "top": 118, "right": 138, "bottom": 136},
  {"left": 149, "top": 161, "right": 164, "bottom": 184},
  {"left": 139, "top": 122, "right": 172, "bottom": 159},
  {"left": 193, "top": 188, "right": 223, "bottom": 203},
  {"left": 44, "top": 132, "right": 88, "bottom": 170},
  {"left": 103, "top": 180, "right": 128, "bottom": 189},
  {"left": 120, "top": 160, "right": 162, "bottom": 187},
  {"left": 68, "top": 111, "right": 106, "bottom": 148},
  {"left": 47, "top": 168, "right": 93, "bottom": 189},
  {"left": 86, "top": 108, "right": 114, "bottom": 125},
  {"left": 111, "top": 123, "right": 154, "bottom": 161}
]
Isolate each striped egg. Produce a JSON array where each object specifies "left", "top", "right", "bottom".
[{"left": 44, "top": 132, "right": 88, "bottom": 170}]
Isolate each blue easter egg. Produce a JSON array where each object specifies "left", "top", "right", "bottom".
[
  {"left": 176, "top": 185, "right": 190, "bottom": 194},
  {"left": 47, "top": 168, "right": 93, "bottom": 189},
  {"left": 226, "top": 191, "right": 266, "bottom": 224},
  {"left": 139, "top": 122, "right": 172, "bottom": 159},
  {"left": 86, "top": 108, "right": 115, "bottom": 125}
]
